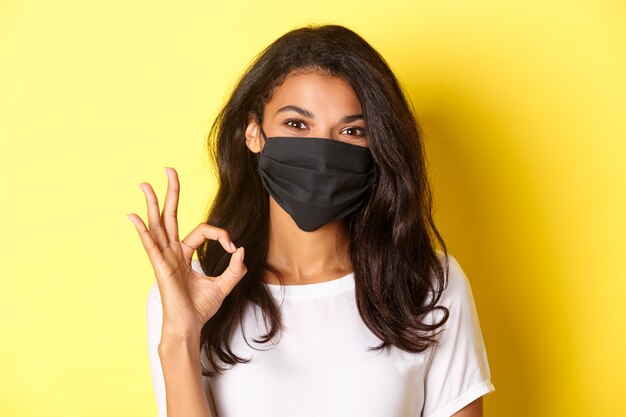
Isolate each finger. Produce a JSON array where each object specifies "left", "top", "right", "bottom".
[
  {"left": 162, "top": 167, "right": 180, "bottom": 244},
  {"left": 215, "top": 247, "right": 247, "bottom": 296},
  {"left": 139, "top": 182, "right": 170, "bottom": 250},
  {"left": 126, "top": 213, "right": 166, "bottom": 276},
  {"left": 180, "top": 223, "right": 238, "bottom": 259}
]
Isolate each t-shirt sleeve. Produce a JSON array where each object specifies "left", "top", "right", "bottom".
[
  {"left": 146, "top": 259, "right": 218, "bottom": 417},
  {"left": 421, "top": 254, "right": 496, "bottom": 417}
]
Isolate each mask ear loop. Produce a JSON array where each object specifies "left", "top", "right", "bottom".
[
  {"left": 258, "top": 125, "right": 269, "bottom": 142},
  {"left": 254, "top": 109, "right": 267, "bottom": 140},
  {"left": 255, "top": 113, "right": 267, "bottom": 163}
]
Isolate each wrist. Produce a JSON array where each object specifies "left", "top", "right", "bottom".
[
  {"left": 158, "top": 338, "right": 201, "bottom": 365},
  {"left": 158, "top": 330, "right": 201, "bottom": 355},
  {"left": 160, "top": 322, "right": 201, "bottom": 343}
]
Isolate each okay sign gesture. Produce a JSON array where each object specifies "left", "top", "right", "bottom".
[{"left": 126, "top": 167, "right": 247, "bottom": 341}]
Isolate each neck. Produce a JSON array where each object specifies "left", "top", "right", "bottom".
[{"left": 263, "top": 196, "right": 352, "bottom": 285}]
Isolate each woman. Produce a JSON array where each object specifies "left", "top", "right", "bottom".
[{"left": 127, "top": 24, "right": 495, "bottom": 417}]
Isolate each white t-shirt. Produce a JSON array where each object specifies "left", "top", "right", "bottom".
[{"left": 146, "top": 253, "right": 495, "bottom": 417}]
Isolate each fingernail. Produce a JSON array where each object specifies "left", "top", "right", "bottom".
[{"left": 230, "top": 242, "right": 237, "bottom": 252}]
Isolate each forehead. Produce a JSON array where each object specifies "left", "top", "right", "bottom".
[{"left": 265, "top": 70, "right": 362, "bottom": 114}]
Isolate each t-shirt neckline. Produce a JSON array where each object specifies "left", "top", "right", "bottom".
[{"left": 262, "top": 271, "right": 355, "bottom": 298}]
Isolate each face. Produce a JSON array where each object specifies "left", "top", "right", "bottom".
[{"left": 245, "top": 70, "right": 368, "bottom": 153}]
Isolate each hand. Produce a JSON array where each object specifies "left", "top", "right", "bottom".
[{"left": 126, "top": 167, "right": 247, "bottom": 340}]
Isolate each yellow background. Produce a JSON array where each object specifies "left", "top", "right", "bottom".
[{"left": 1, "top": 0, "right": 624, "bottom": 416}]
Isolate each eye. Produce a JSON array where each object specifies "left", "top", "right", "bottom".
[
  {"left": 284, "top": 119, "right": 308, "bottom": 130},
  {"left": 341, "top": 126, "right": 366, "bottom": 137}
]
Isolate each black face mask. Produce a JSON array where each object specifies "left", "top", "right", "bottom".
[{"left": 256, "top": 126, "right": 378, "bottom": 232}]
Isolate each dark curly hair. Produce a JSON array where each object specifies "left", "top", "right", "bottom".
[{"left": 196, "top": 23, "right": 450, "bottom": 376}]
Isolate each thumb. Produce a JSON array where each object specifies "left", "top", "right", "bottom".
[{"left": 215, "top": 247, "right": 247, "bottom": 296}]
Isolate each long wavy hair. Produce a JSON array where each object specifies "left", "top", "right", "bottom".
[{"left": 197, "top": 24, "right": 450, "bottom": 376}]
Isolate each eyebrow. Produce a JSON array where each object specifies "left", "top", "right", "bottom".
[{"left": 275, "top": 105, "right": 364, "bottom": 123}]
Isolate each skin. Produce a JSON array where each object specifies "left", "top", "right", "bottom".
[
  {"left": 127, "top": 68, "right": 484, "bottom": 417},
  {"left": 128, "top": 167, "right": 245, "bottom": 417},
  {"left": 245, "top": 69, "right": 484, "bottom": 416},
  {"left": 454, "top": 397, "right": 483, "bottom": 416},
  {"left": 244, "top": 69, "right": 367, "bottom": 286}
]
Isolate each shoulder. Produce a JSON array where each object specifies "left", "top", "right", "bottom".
[
  {"left": 421, "top": 251, "right": 495, "bottom": 416},
  {"left": 432, "top": 250, "right": 473, "bottom": 306}
]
